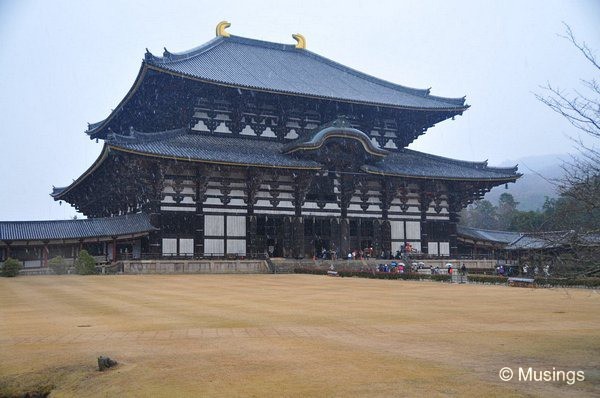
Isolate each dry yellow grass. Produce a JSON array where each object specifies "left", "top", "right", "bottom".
[{"left": 0, "top": 275, "right": 599, "bottom": 397}]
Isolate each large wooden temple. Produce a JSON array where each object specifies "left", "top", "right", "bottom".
[{"left": 50, "top": 23, "right": 519, "bottom": 260}]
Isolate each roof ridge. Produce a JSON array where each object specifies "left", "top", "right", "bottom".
[{"left": 146, "top": 36, "right": 224, "bottom": 63}]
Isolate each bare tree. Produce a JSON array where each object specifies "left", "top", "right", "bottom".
[{"left": 535, "top": 23, "right": 600, "bottom": 211}]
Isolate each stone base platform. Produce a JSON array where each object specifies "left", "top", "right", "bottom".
[{"left": 122, "top": 259, "right": 270, "bottom": 274}]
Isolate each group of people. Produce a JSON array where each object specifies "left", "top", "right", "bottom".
[
  {"left": 370, "top": 262, "right": 468, "bottom": 276},
  {"left": 376, "top": 262, "right": 406, "bottom": 273},
  {"left": 394, "top": 242, "right": 415, "bottom": 260},
  {"left": 345, "top": 247, "right": 375, "bottom": 260}
]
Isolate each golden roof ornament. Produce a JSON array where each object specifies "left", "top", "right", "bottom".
[
  {"left": 292, "top": 33, "right": 306, "bottom": 49},
  {"left": 216, "top": 21, "right": 231, "bottom": 37}
]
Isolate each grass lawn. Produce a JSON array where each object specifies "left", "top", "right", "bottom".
[{"left": 0, "top": 275, "right": 598, "bottom": 397}]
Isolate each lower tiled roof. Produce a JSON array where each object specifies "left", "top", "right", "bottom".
[
  {"left": 0, "top": 213, "right": 155, "bottom": 242},
  {"left": 457, "top": 225, "right": 522, "bottom": 244},
  {"left": 108, "top": 129, "right": 321, "bottom": 169},
  {"left": 363, "top": 149, "right": 519, "bottom": 181},
  {"left": 106, "top": 129, "right": 518, "bottom": 181}
]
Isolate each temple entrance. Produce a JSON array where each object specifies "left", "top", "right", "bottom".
[
  {"left": 349, "top": 219, "right": 377, "bottom": 258},
  {"left": 304, "top": 218, "right": 338, "bottom": 259},
  {"left": 256, "top": 216, "right": 283, "bottom": 257}
]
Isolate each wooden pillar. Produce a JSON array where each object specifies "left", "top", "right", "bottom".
[
  {"left": 42, "top": 241, "right": 49, "bottom": 267},
  {"left": 283, "top": 216, "right": 293, "bottom": 258},
  {"left": 292, "top": 172, "right": 312, "bottom": 259},
  {"left": 146, "top": 162, "right": 164, "bottom": 256},
  {"left": 195, "top": 168, "right": 210, "bottom": 257},
  {"left": 339, "top": 174, "right": 354, "bottom": 257},
  {"left": 292, "top": 217, "right": 304, "bottom": 259},
  {"left": 448, "top": 212, "right": 459, "bottom": 257},
  {"left": 379, "top": 178, "right": 395, "bottom": 259},
  {"left": 111, "top": 237, "right": 117, "bottom": 262},
  {"left": 339, "top": 219, "right": 350, "bottom": 258},
  {"left": 380, "top": 220, "right": 391, "bottom": 258},
  {"left": 78, "top": 239, "right": 84, "bottom": 252},
  {"left": 247, "top": 215, "right": 257, "bottom": 257},
  {"left": 3, "top": 241, "right": 12, "bottom": 260},
  {"left": 419, "top": 192, "right": 431, "bottom": 255}
]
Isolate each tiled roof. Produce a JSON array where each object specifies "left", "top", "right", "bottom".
[
  {"left": 457, "top": 225, "right": 522, "bottom": 244},
  {"left": 104, "top": 128, "right": 518, "bottom": 181},
  {"left": 0, "top": 213, "right": 155, "bottom": 242},
  {"left": 362, "top": 149, "right": 520, "bottom": 181},
  {"left": 107, "top": 129, "right": 321, "bottom": 169},
  {"left": 144, "top": 35, "right": 467, "bottom": 110},
  {"left": 457, "top": 227, "right": 600, "bottom": 250},
  {"left": 506, "top": 231, "right": 575, "bottom": 250}
]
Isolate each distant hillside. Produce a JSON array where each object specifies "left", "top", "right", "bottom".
[{"left": 484, "top": 154, "right": 565, "bottom": 211}]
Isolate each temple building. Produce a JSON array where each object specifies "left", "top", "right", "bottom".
[{"left": 15, "top": 23, "right": 519, "bottom": 262}]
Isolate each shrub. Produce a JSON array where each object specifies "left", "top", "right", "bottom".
[
  {"left": 431, "top": 274, "right": 452, "bottom": 282},
  {"left": 468, "top": 275, "right": 508, "bottom": 285},
  {"left": 74, "top": 250, "right": 97, "bottom": 275},
  {"left": 534, "top": 277, "right": 600, "bottom": 288},
  {"left": 294, "top": 268, "right": 328, "bottom": 275},
  {"left": 48, "top": 256, "right": 68, "bottom": 275},
  {"left": 1, "top": 258, "right": 22, "bottom": 277}
]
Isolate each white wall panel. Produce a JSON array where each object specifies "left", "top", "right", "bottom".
[
  {"left": 227, "top": 239, "right": 246, "bottom": 255},
  {"left": 428, "top": 242, "right": 439, "bottom": 255},
  {"left": 205, "top": 215, "right": 224, "bottom": 236},
  {"left": 204, "top": 239, "right": 224, "bottom": 255},
  {"left": 162, "top": 238, "right": 177, "bottom": 255},
  {"left": 227, "top": 216, "right": 246, "bottom": 237},
  {"left": 405, "top": 221, "right": 421, "bottom": 240},
  {"left": 439, "top": 242, "right": 450, "bottom": 256},
  {"left": 390, "top": 221, "right": 404, "bottom": 240},
  {"left": 179, "top": 239, "right": 194, "bottom": 255}
]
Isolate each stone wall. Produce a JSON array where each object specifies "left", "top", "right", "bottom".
[{"left": 122, "top": 259, "right": 269, "bottom": 274}]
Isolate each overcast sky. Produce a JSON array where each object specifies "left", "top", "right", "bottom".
[{"left": 0, "top": 0, "right": 598, "bottom": 221}]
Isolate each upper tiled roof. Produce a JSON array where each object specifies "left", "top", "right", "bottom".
[
  {"left": 144, "top": 35, "right": 467, "bottom": 110},
  {"left": 362, "top": 149, "right": 519, "bottom": 181},
  {"left": 0, "top": 213, "right": 155, "bottom": 242}
]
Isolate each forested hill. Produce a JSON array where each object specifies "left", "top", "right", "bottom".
[{"left": 484, "top": 154, "right": 564, "bottom": 211}]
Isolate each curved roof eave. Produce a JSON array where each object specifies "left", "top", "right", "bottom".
[
  {"left": 283, "top": 126, "right": 389, "bottom": 157},
  {"left": 360, "top": 165, "right": 520, "bottom": 182},
  {"left": 86, "top": 63, "right": 149, "bottom": 139},
  {"left": 51, "top": 145, "right": 111, "bottom": 200}
]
